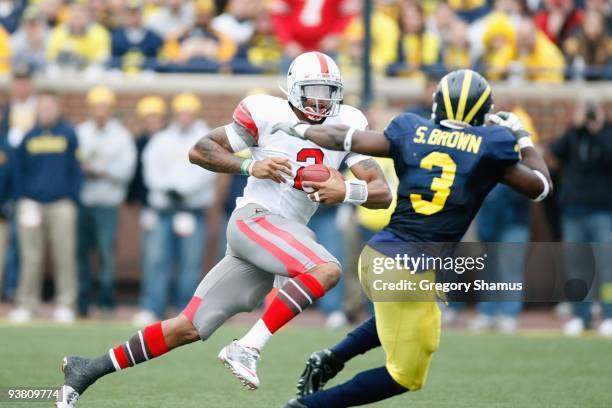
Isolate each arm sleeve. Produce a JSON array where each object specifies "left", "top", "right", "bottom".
[
  {"left": 487, "top": 127, "right": 520, "bottom": 168},
  {"left": 11, "top": 139, "right": 23, "bottom": 199},
  {"left": 383, "top": 116, "right": 405, "bottom": 161},
  {"left": 227, "top": 96, "right": 261, "bottom": 150}
]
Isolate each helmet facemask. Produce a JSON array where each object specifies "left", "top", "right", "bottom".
[{"left": 289, "top": 81, "right": 343, "bottom": 121}]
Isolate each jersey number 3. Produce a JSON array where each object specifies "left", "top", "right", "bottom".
[{"left": 410, "top": 152, "right": 457, "bottom": 215}]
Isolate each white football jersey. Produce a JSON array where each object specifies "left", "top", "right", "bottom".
[{"left": 225, "top": 94, "right": 370, "bottom": 225}]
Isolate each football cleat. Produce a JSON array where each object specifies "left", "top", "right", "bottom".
[
  {"left": 296, "top": 349, "right": 344, "bottom": 397},
  {"left": 282, "top": 398, "right": 308, "bottom": 408},
  {"left": 218, "top": 340, "right": 261, "bottom": 390},
  {"left": 56, "top": 356, "right": 98, "bottom": 407}
]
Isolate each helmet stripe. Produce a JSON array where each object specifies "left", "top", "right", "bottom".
[
  {"left": 455, "top": 70, "right": 473, "bottom": 122},
  {"left": 441, "top": 76, "right": 454, "bottom": 120},
  {"left": 464, "top": 84, "right": 491, "bottom": 124},
  {"left": 314, "top": 52, "right": 329, "bottom": 74}
]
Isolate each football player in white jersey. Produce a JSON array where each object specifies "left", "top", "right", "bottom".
[{"left": 56, "top": 52, "right": 392, "bottom": 407}]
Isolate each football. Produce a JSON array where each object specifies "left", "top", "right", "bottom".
[{"left": 301, "top": 164, "right": 330, "bottom": 193}]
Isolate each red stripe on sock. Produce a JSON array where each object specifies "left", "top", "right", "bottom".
[
  {"left": 254, "top": 217, "right": 325, "bottom": 267},
  {"left": 261, "top": 297, "right": 297, "bottom": 334},
  {"left": 112, "top": 345, "right": 131, "bottom": 369},
  {"left": 182, "top": 296, "right": 202, "bottom": 322},
  {"left": 236, "top": 219, "right": 306, "bottom": 276},
  {"left": 295, "top": 273, "right": 326, "bottom": 298},
  {"left": 143, "top": 322, "right": 169, "bottom": 357}
]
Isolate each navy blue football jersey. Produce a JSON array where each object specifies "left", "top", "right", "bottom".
[{"left": 383, "top": 112, "right": 519, "bottom": 242}]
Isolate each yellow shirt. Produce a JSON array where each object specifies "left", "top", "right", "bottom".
[
  {"left": 47, "top": 23, "right": 110, "bottom": 65},
  {"left": 481, "top": 12, "right": 516, "bottom": 80},
  {"left": 343, "top": 11, "right": 400, "bottom": 73},
  {"left": 0, "top": 25, "right": 10, "bottom": 75},
  {"left": 401, "top": 32, "right": 441, "bottom": 68},
  {"left": 519, "top": 31, "right": 566, "bottom": 83},
  {"left": 355, "top": 157, "right": 398, "bottom": 231}
]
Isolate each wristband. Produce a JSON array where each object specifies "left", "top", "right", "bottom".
[
  {"left": 247, "top": 159, "right": 257, "bottom": 176},
  {"left": 532, "top": 170, "right": 550, "bottom": 202},
  {"left": 294, "top": 123, "right": 311, "bottom": 138},
  {"left": 343, "top": 127, "right": 358, "bottom": 152},
  {"left": 518, "top": 136, "right": 534, "bottom": 150},
  {"left": 240, "top": 159, "right": 252, "bottom": 176},
  {"left": 343, "top": 179, "right": 368, "bottom": 204}
]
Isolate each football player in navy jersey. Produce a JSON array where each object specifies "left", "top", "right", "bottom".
[{"left": 274, "top": 69, "right": 552, "bottom": 408}]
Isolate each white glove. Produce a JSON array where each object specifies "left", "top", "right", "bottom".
[
  {"left": 271, "top": 121, "right": 310, "bottom": 139},
  {"left": 489, "top": 111, "right": 524, "bottom": 132},
  {"left": 489, "top": 111, "right": 530, "bottom": 141}
]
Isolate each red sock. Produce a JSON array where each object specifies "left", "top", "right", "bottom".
[
  {"left": 108, "top": 322, "right": 170, "bottom": 371},
  {"left": 261, "top": 274, "right": 326, "bottom": 334}
]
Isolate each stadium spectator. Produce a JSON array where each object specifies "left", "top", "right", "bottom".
[
  {"left": 1, "top": 64, "right": 37, "bottom": 148},
  {"left": 477, "top": 12, "right": 517, "bottom": 80},
  {"left": 10, "top": 5, "right": 49, "bottom": 72},
  {"left": 76, "top": 86, "right": 136, "bottom": 317},
  {"left": 145, "top": 0, "right": 195, "bottom": 39},
  {"left": 231, "top": 5, "right": 283, "bottom": 74},
  {"left": 549, "top": 101, "right": 612, "bottom": 337},
  {"left": 46, "top": 2, "right": 111, "bottom": 72},
  {"left": 162, "top": 0, "right": 236, "bottom": 73},
  {"left": 271, "top": 0, "right": 357, "bottom": 70},
  {"left": 38, "top": 0, "right": 67, "bottom": 29},
  {"left": 533, "top": 0, "right": 584, "bottom": 46},
  {"left": 442, "top": 19, "right": 471, "bottom": 71},
  {"left": 0, "top": 131, "right": 14, "bottom": 300},
  {"left": 562, "top": 9, "right": 612, "bottom": 80},
  {"left": 387, "top": 1, "right": 441, "bottom": 77},
  {"left": 339, "top": 0, "right": 399, "bottom": 74},
  {"left": 8, "top": 91, "right": 82, "bottom": 324},
  {"left": 109, "top": 0, "right": 163, "bottom": 73},
  {"left": 211, "top": 0, "right": 256, "bottom": 47},
  {"left": 127, "top": 95, "right": 168, "bottom": 207},
  {"left": 0, "top": 0, "right": 26, "bottom": 34},
  {"left": 403, "top": 72, "right": 439, "bottom": 117},
  {"left": 446, "top": 0, "right": 490, "bottom": 23},
  {"left": 514, "top": 17, "right": 566, "bottom": 83},
  {"left": 128, "top": 95, "right": 168, "bottom": 326},
  {"left": 0, "top": 21, "right": 10, "bottom": 75},
  {"left": 135, "top": 93, "right": 216, "bottom": 323},
  {"left": 89, "top": 0, "right": 125, "bottom": 30}
]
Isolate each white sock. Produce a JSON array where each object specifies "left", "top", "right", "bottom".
[{"left": 239, "top": 319, "right": 272, "bottom": 351}]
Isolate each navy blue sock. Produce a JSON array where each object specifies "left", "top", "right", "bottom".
[
  {"left": 330, "top": 317, "right": 380, "bottom": 363},
  {"left": 303, "top": 366, "right": 407, "bottom": 407}
]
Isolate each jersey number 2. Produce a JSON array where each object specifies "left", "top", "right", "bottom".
[
  {"left": 293, "top": 148, "right": 324, "bottom": 191},
  {"left": 410, "top": 152, "right": 457, "bottom": 216}
]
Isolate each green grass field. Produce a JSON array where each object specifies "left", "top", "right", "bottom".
[{"left": 1, "top": 324, "right": 611, "bottom": 407}]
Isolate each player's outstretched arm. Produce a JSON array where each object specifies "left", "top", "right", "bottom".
[
  {"left": 189, "top": 125, "right": 292, "bottom": 183},
  {"left": 272, "top": 122, "right": 392, "bottom": 157},
  {"left": 490, "top": 112, "right": 553, "bottom": 201}
]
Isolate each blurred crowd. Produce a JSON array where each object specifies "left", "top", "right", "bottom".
[
  {"left": 0, "top": 64, "right": 610, "bottom": 336},
  {"left": 0, "top": 0, "right": 609, "bottom": 80}
]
